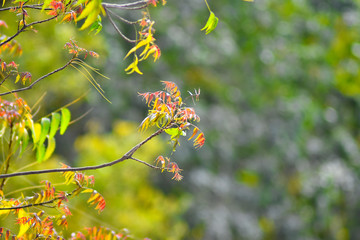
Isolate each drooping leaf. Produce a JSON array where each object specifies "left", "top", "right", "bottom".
[
  {"left": 39, "top": 117, "right": 51, "bottom": 146},
  {"left": 188, "top": 127, "right": 199, "bottom": 140},
  {"left": 32, "top": 123, "right": 42, "bottom": 144},
  {"left": 201, "top": 11, "right": 219, "bottom": 34},
  {"left": 36, "top": 144, "right": 46, "bottom": 162},
  {"left": 17, "top": 209, "right": 30, "bottom": 237},
  {"left": 77, "top": 0, "right": 105, "bottom": 30},
  {"left": 60, "top": 108, "right": 71, "bottom": 135},
  {"left": 89, "top": 15, "right": 103, "bottom": 35},
  {"left": 19, "top": 129, "right": 29, "bottom": 156},
  {"left": 43, "top": 137, "right": 56, "bottom": 161},
  {"left": 49, "top": 112, "right": 61, "bottom": 138}
]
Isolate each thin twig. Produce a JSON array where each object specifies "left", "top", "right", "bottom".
[
  {"left": 102, "top": 1, "right": 148, "bottom": 10},
  {"left": 0, "top": 73, "right": 11, "bottom": 86},
  {"left": 0, "top": 56, "right": 75, "bottom": 96},
  {"left": 0, "top": 186, "right": 80, "bottom": 210},
  {"left": 129, "top": 156, "right": 162, "bottom": 169},
  {"left": 107, "top": 9, "right": 138, "bottom": 25},
  {"left": 0, "top": 127, "right": 166, "bottom": 179},
  {"left": 0, "top": 15, "right": 58, "bottom": 48},
  {"left": 104, "top": 7, "right": 136, "bottom": 43}
]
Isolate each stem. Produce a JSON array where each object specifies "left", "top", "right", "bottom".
[
  {"left": 0, "top": 127, "right": 166, "bottom": 179},
  {"left": 0, "top": 56, "right": 75, "bottom": 96},
  {"left": 0, "top": 186, "right": 81, "bottom": 210},
  {"left": 104, "top": 7, "right": 136, "bottom": 43},
  {"left": 102, "top": 1, "right": 148, "bottom": 10},
  {"left": 0, "top": 15, "right": 58, "bottom": 48},
  {"left": 204, "top": 0, "right": 211, "bottom": 12},
  {"left": 0, "top": 125, "right": 14, "bottom": 190}
]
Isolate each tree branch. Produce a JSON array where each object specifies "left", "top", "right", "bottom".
[
  {"left": 0, "top": 4, "right": 51, "bottom": 11},
  {"left": 0, "top": 15, "right": 58, "bottom": 48},
  {"left": 102, "top": 1, "right": 148, "bottom": 10},
  {"left": 0, "top": 186, "right": 80, "bottom": 210},
  {"left": 104, "top": 7, "right": 136, "bottom": 43},
  {"left": 0, "top": 127, "right": 166, "bottom": 179},
  {"left": 0, "top": 56, "right": 75, "bottom": 96}
]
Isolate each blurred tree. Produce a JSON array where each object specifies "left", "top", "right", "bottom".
[{"left": 0, "top": 0, "right": 214, "bottom": 239}]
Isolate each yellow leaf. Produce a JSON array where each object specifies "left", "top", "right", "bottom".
[{"left": 17, "top": 209, "right": 30, "bottom": 237}]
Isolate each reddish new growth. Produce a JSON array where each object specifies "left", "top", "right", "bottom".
[
  {"left": 139, "top": 81, "right": 205, "bottom": 180},
  {"left": 0, "top": 97, "right": 30, "bottom": 125},
  {"left": 64, "top": 39, "right": 99, "bottom": 58}
]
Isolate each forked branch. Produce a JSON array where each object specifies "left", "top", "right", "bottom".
[{"left": 0, "top": 126, "right": 168, "bottom": 179}]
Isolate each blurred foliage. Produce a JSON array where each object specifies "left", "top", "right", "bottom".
[
  {"left": 71, "top": 121, "right": 189, "bottom": 239},
  {"left": 5, "top": 0, "right": 360, "bottom": 239},
  {"left": 93, "top": 0, "right": 360, "bottom": 239}
]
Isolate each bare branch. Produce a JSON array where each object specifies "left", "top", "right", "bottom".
[
  {"left": 0, "top": 56, "right": 75, "bottom": 96},
  {"left": 104, "top": 7, "right": 136, "bottom": 43},
  {"left": 130, "top": 156, "right": 163, "bottom": 170},
  {"left": 0, "top": 4, "right": 51, "bottom": 12},
  {"left": 0, "top": 186, "right": 80, "bottom": 210},
  {"left": 0, "top": 15, "right": 58, "bottom": 48},
  {"left": 107, "top": 9, "right": 138, "bottom": 25},
  {"left": 102, "top": 1, "right": 148, "bottom": 10},
  {"left": 0, "top": 127, "right": 167, "bottom": 179}
]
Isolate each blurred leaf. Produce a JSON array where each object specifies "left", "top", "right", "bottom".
[
  {"left": 49, "top": 112, "right": 61, "bottom": 139},
  {"left": 60, "top": 108, "right": 71, "bottom": 135}
]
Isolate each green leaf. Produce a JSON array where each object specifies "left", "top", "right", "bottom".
[
  {"left": 36, "top": 144, "right": 46, "bottom": 163},
  {"left": 19, "top": 129, "right": 29, "bottom": 157},
  {"left": 201, "top": 11, "right": 219, "bottom": 34},
  {"left": 89, "top": 15, "right": 103, "bottom": 35},
  {"left": 32, "top": 123, "right": 41, "bottom": 144},
  {"left": 165, "top": 128, "right": 181, "bottom": 137},
  {"left": 49, "top": 112, "right": 61, "bottom": 139},
  {"left": 60, "top": 108, "right": 71, "bottom": 135},
  {"left": 39, "top": 117, "right": 50, "bottom": 146},
  {"left": 43, "top": 137, "right": 56, "bottom": 161}
]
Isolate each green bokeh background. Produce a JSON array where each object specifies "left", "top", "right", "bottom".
[{"left": 3, "top": 0, "right": 360, "bottom": 239}]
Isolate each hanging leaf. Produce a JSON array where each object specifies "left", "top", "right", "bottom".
[
  {"left": 17, "top": 209, "right": 30, "bottom": 237},
  {"left": 201, "top": 11, "right": 219, "bottom": 34},
  {"left": 32, "top": 123, "right": 42, "bottom": 144},
  {"left": 36, "top": 144, "right": 46, "bottom": 162},
  {"left": 49, "top": 112, "right": 61, "bottom": 138},
  {"left": 60, "top": 108, "right": 71, "bottom": 135},
  {"left": 43, "top": 137, "right": 56, "bottom": 161},
  {"left": 19, "top": 129, "right": 29, "bottom": 157},
  {"left": 39, "top": 117, "right": 51, "bottom": 146}
]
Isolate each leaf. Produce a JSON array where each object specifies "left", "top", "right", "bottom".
[
  {"left": 32, "top": 123, "right": 42, "bottom": 144},
  {"left": 39, "top": 117, "right": 51, "bottom": 146},
  {"left": 36, "top": 144, "right": 46, "bottom": 162},
  {"left": 201, "top": 11, "right": 219, "bottom": 34},
  {"left": 60, "top": 108, "right": 71, "bottom": 135},
  {"left": 49, "top": 112, "right": 61, "bottom": 138},
  {"left": 15, "top": 74, "right": 20, "bottom": 84},
  {"left": 77, "top": 0, "right": 105, "bottom": 30},
  {"left": 89, "top": 15, "right": 103, "bottom": 35},
  {"left": 188, "top": 127, "right": 199, "bottom": 140},
  {"left": 165, "top": 128, "right": 181, "bottom": 137},
  {"left": 124, "top": 55, "right": 143, "bottom": 75},
  {"left": 17, "top": 209, "right": 30, "bottom": 237},
  {"left": 43, "top": 137, "right": 56, "bottom": 161},
  {"left": 19, "top": 129, "right": 29, "bottom": 157}
]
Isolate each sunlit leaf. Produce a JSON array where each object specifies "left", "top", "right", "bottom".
[
  {"left": 36, "top": 144, "right": 46, "bottom": 162},
  {"left": 32, "top": 123, "right": 42, "bottom": 144},
  {"left": 19, "top": 129, "right": 29, "bottom": 157},
  {"left": 17, "top": 209, "right": 30, "bottom": 237},
  {"left": 39, "top": 117, "right": 51, "bottom": 146},
  {"left": 201, "top": 11, "right": 219, "bottom": 34},
  {"left": 60, "top": 108, "right": 71, "bottom": 135},
  {"left": 43, "top": 137, "right": 56, "bottom": 161},
  {"left": 49, "top": 112, "right": 61, "bottom": 138}
]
